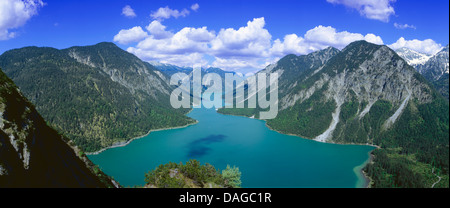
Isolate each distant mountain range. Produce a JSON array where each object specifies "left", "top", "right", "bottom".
[
  {"left": 151, "top": 61, "right": 239, "bottom": 94},
  {"left": 219, "top": 40, "right": 449, "bottom": 188},
  {"left": 149, "top": 61, "right": 237, "bottom": 78},
  {"left": 0, "top": 42, "right": 195, "bottom": 152},
  {"left": 396, "top": 45, "right": 449, "bottom": 99},
  {"left": 395, "top": 47, "right": 432, "bottom": 67},
  {"left": 149, "top": 61, "right": 194, "bottom": 77}
]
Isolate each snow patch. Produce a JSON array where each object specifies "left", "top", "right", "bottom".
[{"left": 396, "top": 48, "right": 432, "bottom": 67}]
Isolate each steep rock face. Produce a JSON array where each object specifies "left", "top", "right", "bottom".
[
  {"left": 0, "top": 70, "right": 114, "bottom": 187},
  {"left": 66, "top": 42, "right": 171, "bottom": 98},
  {"left": 223, "top": 41, "right": 444, "bottom": 143},
  {"left": 268, "top": 47, "right": 341, "bottom": 101},
  {"left": 0, "top": 43, "right": 194, "bottom": 152},
  {"left": 270, "top": 41, "right": 435, "bottom": 142}
]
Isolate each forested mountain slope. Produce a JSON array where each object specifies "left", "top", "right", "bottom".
[{"left": 0, "top": 42, "right": 195, "bottom": 152}]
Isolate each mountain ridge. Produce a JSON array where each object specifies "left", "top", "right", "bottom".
[
  {"left": 395, "top": 47, "right": 432, "bottom": 67},
  {"left": 0, "top": 42, "right": 195, "bottom": 152},
  {"left": 219, "top": 40, "right": 449, "bottom": 188},
  {"left": 397, "top": 45, "right": 449, "bottom": 99}
]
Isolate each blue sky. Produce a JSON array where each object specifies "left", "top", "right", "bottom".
[{"left": 0, "top": 0, "right": 448, "bottom": 73}]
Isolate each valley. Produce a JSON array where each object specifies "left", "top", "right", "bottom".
[{"left": 0, "top": 40, "right": 448, "bottom": 188}]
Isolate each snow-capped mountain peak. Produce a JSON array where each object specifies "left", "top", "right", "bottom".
[{"left": 395, "top": 47, "right": 432, "bottom": 67}]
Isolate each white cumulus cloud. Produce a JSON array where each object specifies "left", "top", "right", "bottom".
[
  {"left": 128, "top": 47, "right": 209, "bottom": 68},
  {"left": 191, "top": 3, "right": 199, "bottom": 11},
  {"left": 114, "top": 16, "right": 439, "bottom": 73},
  {"left": 123, "top": 18, "right": 273, "bottom": 71},
  {"left": 388, "top": 37, "right": 443, "bottom": 55},
  {"left": 113, "top": 26, "right": 149, "bottom": 44},
  {"left": 394, "top": 23, "right": 416, "bottom": 30},
  {"left": 326, "top": 0, "right": 396, "bottom": 22},
  {"left": 122, "top": 5, "right": 136, "bottom": 18},
  {"left": 0, "top": 0, "right": 44, "bottom": 40},
  {"left": 124, "top": 23, "right": 215, "bottom": 67},
  {"left": 146, "top": 20, "right": 173, "bottom": 39},
  {"left": 115, "top": 17, "right": 389, "bottom": 72},
  {"left": 271, "top": 25, "right": 384, "bottom": 56},
  {"left": 270, "top": 34, "right": 308, "bottom": 57},
  {"left": 150, "top": 6, "right": 190, "bottom": 20},
  {"left": 134, "top": 26, "right": 214, "bottom": 54},
  {"left": 210, "top": 17, "right": 272, "bottom": 58}
]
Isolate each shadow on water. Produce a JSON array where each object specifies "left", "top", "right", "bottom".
[{"left": 187, "top": 134, "right": 226, "bottom": 158}]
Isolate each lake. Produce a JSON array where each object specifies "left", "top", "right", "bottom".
[{"left": 88, "top": 105, "right": 375, "bottom": 188}]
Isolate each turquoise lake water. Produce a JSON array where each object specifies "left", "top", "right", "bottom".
[{"left": 88, "top": 106, "right": 375, "bottom": 188}]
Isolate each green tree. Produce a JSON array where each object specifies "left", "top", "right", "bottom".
[{"left": 222, "top": 165, "right": 242, "bottom": 188}]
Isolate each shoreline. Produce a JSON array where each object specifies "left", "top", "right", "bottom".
[
  {"left": 218, "top": 110, "right": 379, "bottom": 187},
  {"left": 264, "top": 121, "right": 379, "bottom": 188},
  {"left": 86, "top": 119, "right": 198, "bottom": 156},
  {"left": 218, "top": 110, "right": 380, "bottom": 148},
  {"left": 362, "top": 153, "right": 375, "bottom": 188},
  {"left": 219, "top": 111, "right": 380, "bottom": 187},
  {"left": 263, "top": 118, "right": 380, "bottom": 148},
  {"left": 354, "top": 151, "right": 375, "bottom": 188}
]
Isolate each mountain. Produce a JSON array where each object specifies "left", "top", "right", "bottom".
[
  {"left": 151, "top": 62, "right": 237, "bottom": 82},
  {"left": 149, "top": 61, "right": 193, "bottom": 77},
  {"left": 263, "top": 46, "right": 340, "bottom": 99},
  {"left": 416, "top": 45, "right": 449, "bottom": 99},
  {"left": 219, "top": 46, "right": 341, "bottom": 117},
  {"left": 152, "top": 62, "right": 238, "bottom": 94},
  {"left": 395, "top": 47, "right": 432, "bottom": 67},
  {"left": 397, "top": 45, "right": 449, "bottom": 99},
  {"left": 416, "top": 45, "right": 449, "bottom": 79},
  {"left": 219, "top": 41, "right": 449, "bottom": 188},
  {"left": 0, "top": 42, "right": 195, "bottom": 152},
  {"left": 0, "top": 69, "right": 116, "bottom": 187},
  {"left": 431, "top": 73, "right": 449, "bottom": 99}
]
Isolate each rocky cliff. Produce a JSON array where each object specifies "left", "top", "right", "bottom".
[{"left": 0, "top": 69, "right": 116, "bottom": 187}]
